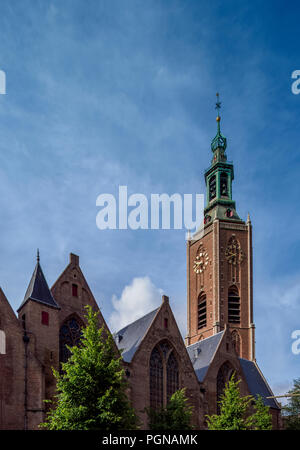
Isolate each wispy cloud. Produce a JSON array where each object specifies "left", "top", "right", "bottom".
[{"left": 109, "top": 276, "right": 163, "bottom": 332}]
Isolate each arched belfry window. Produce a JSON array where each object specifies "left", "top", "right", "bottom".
[
  {"left": 231, "top": 330, "right": 241, "bottom": 356},
  {"left": 220, "top": 172, "right": 228, "bottom": 197},
  {"left": 209, "top": 175, "right": 216, "bottom": 201},
  {"left": 228, "top": 286, "right": 240, "bottom": 323},
  {"left": 59, "top": 315, "right": 83, "bottom": 364},
  {"left": 198, "top": 292, "right": 207, "bottom": 329},
  {"left": 149, "top": 340, "right": 179, "bottom": 409},
  {"left": 216, "top": 362, "right": 235, "bottom": 414}
]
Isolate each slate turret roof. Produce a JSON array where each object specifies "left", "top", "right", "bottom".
[{"left": 17, "top": 259, "right": 60, "bottom": 312}]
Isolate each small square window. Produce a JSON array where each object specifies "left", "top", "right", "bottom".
[
  {"left": 72, "top": 284, "right": 78, "bottom": 297},
  {"left": 41, "top": 311, "right": 49, "bottom": 326}
]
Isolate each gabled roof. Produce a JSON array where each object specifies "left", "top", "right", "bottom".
[
  {"left": 187, "top": 331, "right": 224, "bottom": 382},
  {"left": 17, "top": 261, "right": 60, "bottom": 312},
  {"left": 239, "top": 358, "right": 280, "bottom": 410},
  {"left": 114, "top": 308, "right": 159, "bottom": 362}
]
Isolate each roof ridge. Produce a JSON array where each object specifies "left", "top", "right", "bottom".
[
  {"left": 186, "top": 330, "right": 224, "bottom": 348},
  {"left": 115, "top": 306, "right": 160, "bottom": 335}
]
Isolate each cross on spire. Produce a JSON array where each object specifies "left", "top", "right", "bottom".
[{"left": 215, "top": 92, "right": 221, "bottom": 116}]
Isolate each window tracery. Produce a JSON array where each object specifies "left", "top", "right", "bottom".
[
  {"left": 59, "top": 316, "right": 82, "bottom": 364},
  {"left": 149, "top": 340, "right": 179, "bottom": 409}
]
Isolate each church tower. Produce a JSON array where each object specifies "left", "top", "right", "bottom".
[{"left": 186, "top": 95, "right": 255, "bottom": 361}]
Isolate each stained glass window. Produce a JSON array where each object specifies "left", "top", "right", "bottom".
[
  {"left": 150, "top": 341, "right": 179, "bottom": 409},
  {"left": 150, "top": 347, "right": 163, "bottom": 409},
  {"left": 59, "top": 316, "right": 82, "bottom": 364},
  {"left": 166, "top": 351, "right": 179, "bottom": 402}
]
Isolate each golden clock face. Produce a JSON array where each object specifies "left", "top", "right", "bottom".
[
  {"left": 225, "top": 243, "right": 245, "bottom": 265},
  {"left": 193, "top": 251, "right": 209, "bottom": 274}
]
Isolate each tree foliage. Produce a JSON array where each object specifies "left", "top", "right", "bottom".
[
  {"left": 40, "top": 306, "right": 138, "bottom": 430},
  {"left": 282, "top": 378, "right": 300, "bottom": 430},
  {"left": 146, "top": 388, "right": 193, "bottom": 430},
  {"left": 206, "top": 374, "right": 272, "bottom": 430},
  {"left": 247, "top": 395, "right": 273, "bottom": 430}
]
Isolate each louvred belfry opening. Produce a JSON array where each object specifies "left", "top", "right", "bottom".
[
  {"left": 198, "top": 293, "right": 207, "bottom": 329},
  {"left": 228, "top": 286, "right": 240, "bottom": 323}
]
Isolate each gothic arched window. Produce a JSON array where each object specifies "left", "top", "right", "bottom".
[
  {"left": 59, "top": 316, "right": 82, "bottom": 364},
  {"left": 216, "top": 362, "right": 235, "bottom": 414},
  {"left": 231, "top": 330, "right": 241, "bottom": 355},
  {"left": 228, "top": 286, "right": 240, "bottom": 323},
  {"left": 198, "top": 293, "right": 207, "bottom": 329},
  {"left": 150, "top": 347, "right": 163, "bottom": 409},
  {"left": 166, "top": 351, "right": 179, "bottom": 402},
  {"left": 149, "top": 340, "right": 179, "bottom": 409}
]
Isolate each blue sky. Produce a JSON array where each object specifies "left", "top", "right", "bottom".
[{"left": 0, "top": 0, "right": 299, "bottom": 399}]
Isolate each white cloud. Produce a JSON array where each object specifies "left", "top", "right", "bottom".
[{"left": 109, "top": 276, "right": 163, "bottom": 332}]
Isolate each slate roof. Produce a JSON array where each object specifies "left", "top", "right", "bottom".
[
  {"left": 114, "top": 308, "right": 159, "bottom": 362},
  {"left": 239, "top": 358, "right": 280, "bottom": 409},
  {"left": 186, "top": 331, "right": 224, "bottom": 382},
  {"left": 114, "top": 309, "right": 279, "bottom": 411},
  {"left": 17, "top": 261, "right": 60, "bottom": 311}
]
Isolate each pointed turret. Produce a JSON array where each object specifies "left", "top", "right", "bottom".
[
  {"left": 17, "top": 251, "right": 60, "bottom": 312},
  {"left": 203, "top": 93, "right": 243, "bottom": 224}
]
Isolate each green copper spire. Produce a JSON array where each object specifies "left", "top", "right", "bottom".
[
  {"left": 202, "top": 94, "right": 242, "bottom": 224},
  {"left": 211, "top": 93, "right": 227, "bottom": 152}
]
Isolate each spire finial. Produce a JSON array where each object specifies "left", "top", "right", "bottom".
[
  {"left": 37, "top": 248, "right": 40, "bottom": 263},
  {"left": 211, "top": 92, "right": 227, "bottom": 152},
  {"left": 215, "top": 92, "right": 221, "bottom": 131}
]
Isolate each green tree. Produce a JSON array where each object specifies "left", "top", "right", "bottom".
[
  {"left": 282, "top": 378, "right": 300, "bottom": 430},
  {"left": 41, "top": 306, "right": 138, "bottom": 430},
  {"left": 146, "top": 388, "right": 194, "bottom": 430},
  {"left": 206, "top": 374, "right": 272, "bottom": 430},
  {"left": 247, "top": 395, "right": 272, "bottom": 430}
]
